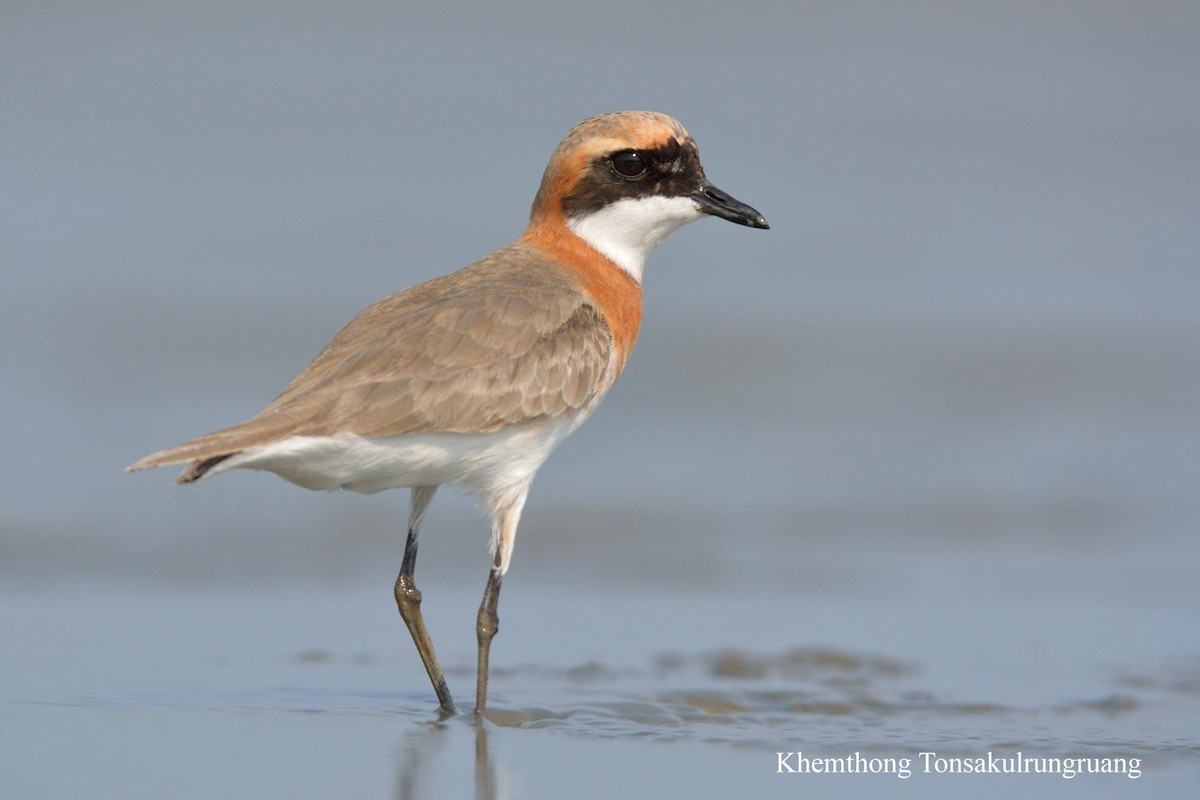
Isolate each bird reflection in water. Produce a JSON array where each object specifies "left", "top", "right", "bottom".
[{"left": 395, "top": 722, "right": 500, "bottom": 800}]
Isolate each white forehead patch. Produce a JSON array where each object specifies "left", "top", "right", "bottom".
[{"left": 567, "top": 196, "right": 703, "bottom": 282}]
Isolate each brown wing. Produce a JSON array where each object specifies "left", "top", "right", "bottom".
[{"left": 127, "top": 243, "right": 613, "bottom": 474}]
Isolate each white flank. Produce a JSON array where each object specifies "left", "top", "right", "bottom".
[
  {"left": 568, "top": 195, "right": 703, "bottom": 281},
  {"left": 209, "top": 417, "right": 579, "bottom": 506}
]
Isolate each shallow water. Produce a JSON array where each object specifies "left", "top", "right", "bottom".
[{"left": 3, "top": 527, "right": 1197, "bottom": 799}]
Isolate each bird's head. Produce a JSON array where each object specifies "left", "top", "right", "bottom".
[{"left": 526, "top": 111, "right": 768, "bottom": 280}]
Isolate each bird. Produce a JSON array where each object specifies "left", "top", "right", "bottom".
[{"left": 128, "top": 110, "right": 768, "bottom": 718}]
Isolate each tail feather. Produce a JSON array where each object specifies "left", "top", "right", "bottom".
[
  {"left": 126, "top": 411, "right": 308, "bottom": 480},
  {"left": 174, "top": 454, "right": 236, "bottom": 484}
]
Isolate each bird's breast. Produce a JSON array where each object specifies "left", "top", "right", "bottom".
[{"left": 519, "top": 226, "right": 644, "bottom": 376}]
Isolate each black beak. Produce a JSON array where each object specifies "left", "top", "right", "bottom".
[{"left": 692, "top": 180, "right": 769, "bottom": 229}]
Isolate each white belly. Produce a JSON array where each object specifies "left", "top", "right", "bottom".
[{"left": 211, "top": 417, "right": 579, "bottom": 498}]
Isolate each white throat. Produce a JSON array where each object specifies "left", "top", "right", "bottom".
[{"left": 567, "top": 195, "right": 703, "bottom": 282}]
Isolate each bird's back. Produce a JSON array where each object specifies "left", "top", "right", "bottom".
[{"left": 127, "top": 242, "right": 618, "bottom": 481}]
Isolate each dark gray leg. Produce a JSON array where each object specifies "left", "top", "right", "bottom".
[
  {"left": 393, "top": 486, "right": 456, "bottom": 715},
  {"left": 474, "top": 567, "right": 502, "bottom": 719},
  {"left": 474, "top": 488, "right": 526, "bottom": 720}
]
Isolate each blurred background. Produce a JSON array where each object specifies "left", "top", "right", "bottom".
[
  {"left": 3, "top": 0, "right": 1196, "bottom": 592},
  {"left": 2, "top": 2, "right": 1198, "bottom": 798}
]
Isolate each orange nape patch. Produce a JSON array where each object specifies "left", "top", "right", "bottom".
[{"left": 519, "top": 224, "right": 643, "bottom": 375}]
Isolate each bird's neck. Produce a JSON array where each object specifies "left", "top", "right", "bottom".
[{"left": 520, "top": 220, "right": 644, "bottom": 374}]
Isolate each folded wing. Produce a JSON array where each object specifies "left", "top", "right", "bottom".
[{"left": 127, "top": 245, "right": 613, "bottom": 477}]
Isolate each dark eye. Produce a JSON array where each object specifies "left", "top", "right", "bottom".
[{"left": 610, "top": 151, "right": 648, "bottom": 178}]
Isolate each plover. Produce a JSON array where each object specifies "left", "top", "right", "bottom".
[{"left": 129, "top": 110, "right": 768, "bottom": 717}]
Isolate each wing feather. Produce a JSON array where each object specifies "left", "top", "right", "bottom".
[{"left": 127, "top": 243, "right": 614, "bottom": 474}]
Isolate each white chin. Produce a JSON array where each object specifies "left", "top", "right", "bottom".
[{"left": 567, "top": 196, "right": 703, "bottom": 282}]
